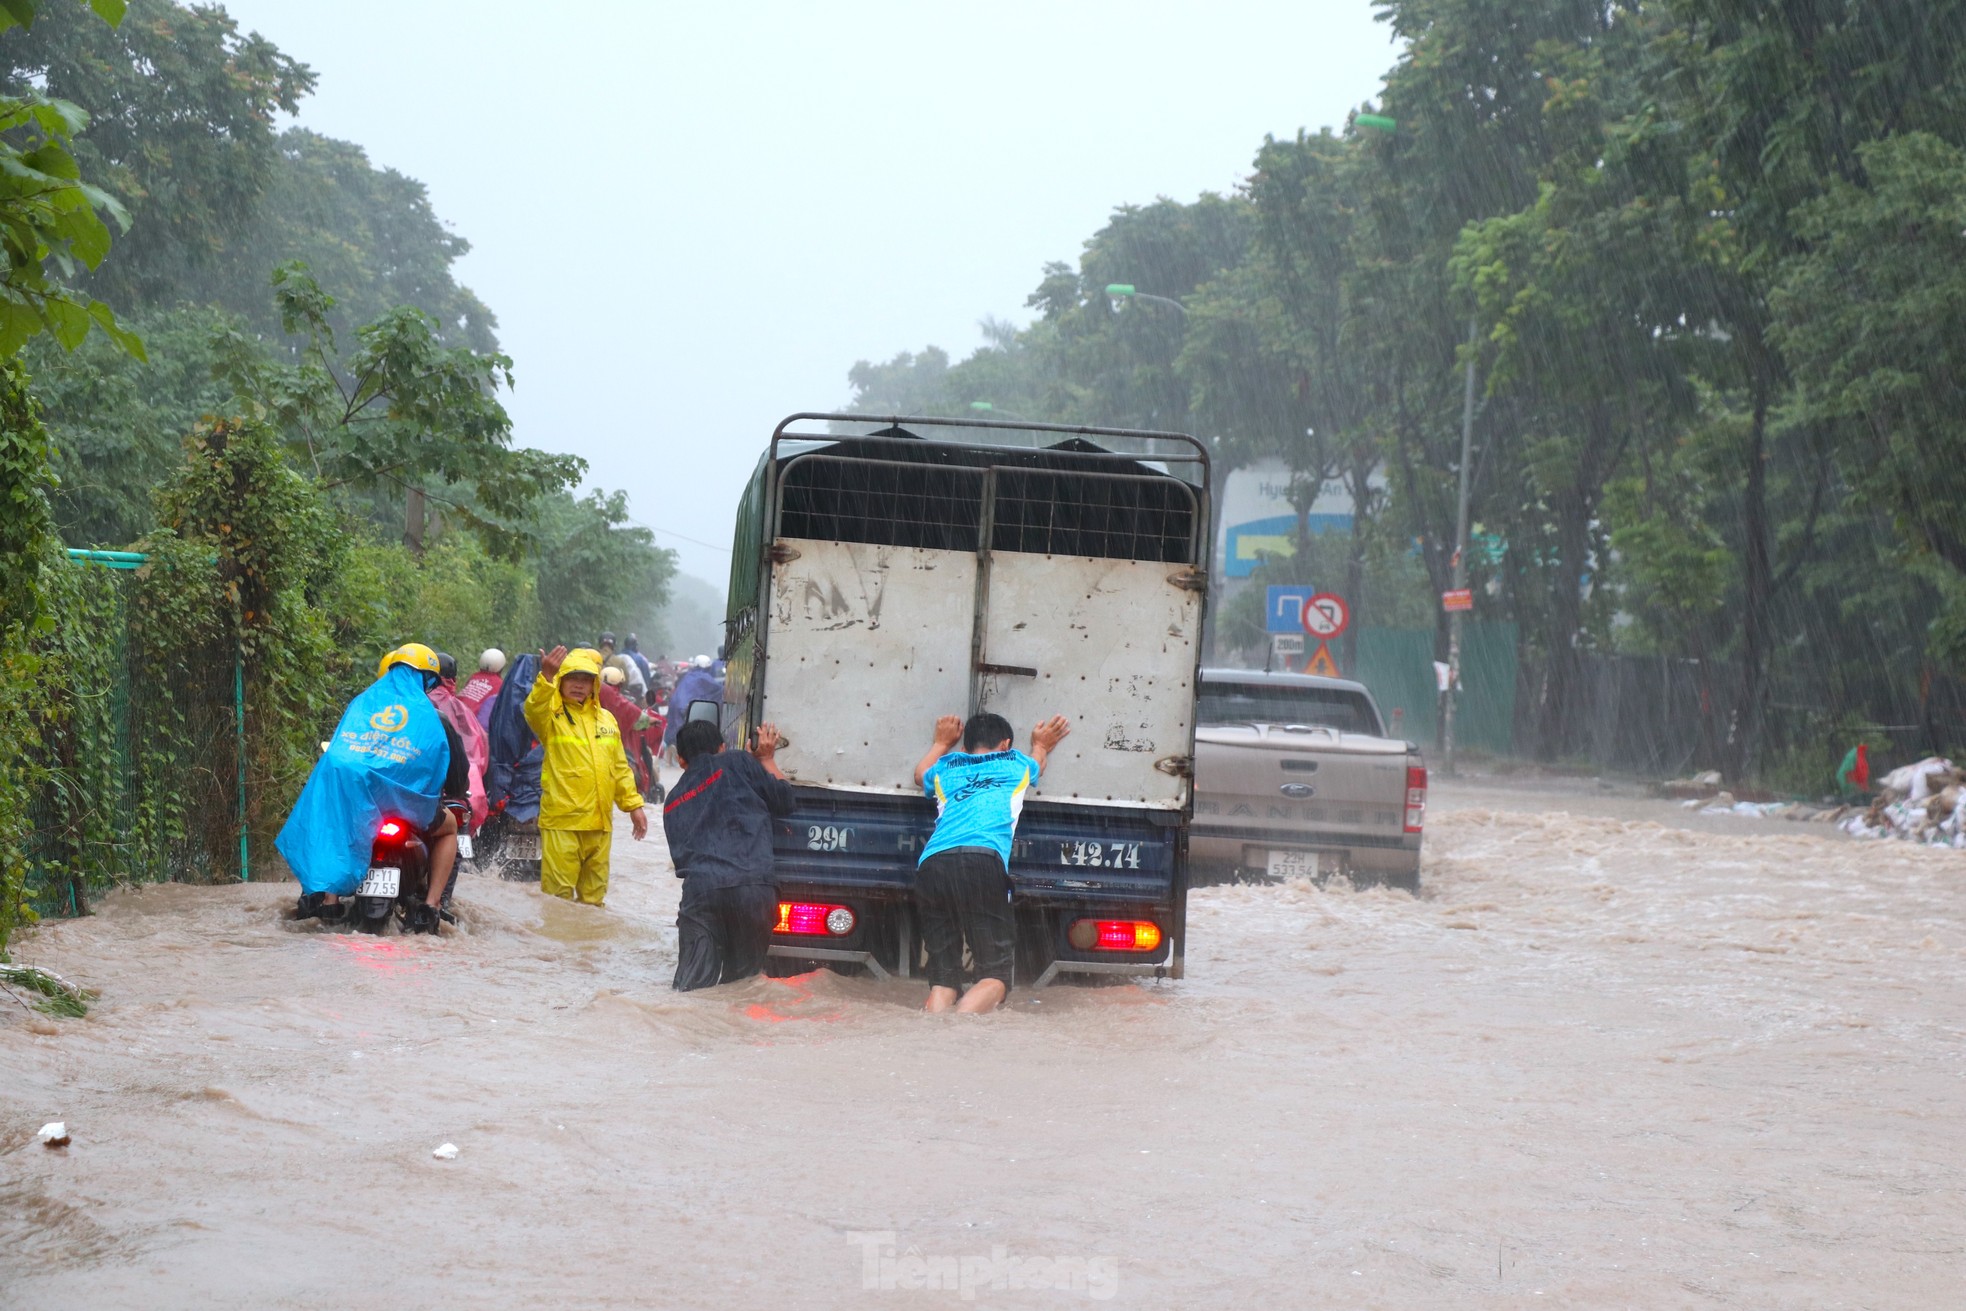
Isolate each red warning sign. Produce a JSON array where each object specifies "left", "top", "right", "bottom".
[
  {"left": 1301, "top": 592, "right": 1350, "bottom": 639},
  {"left": 1441, "top": 588, "right": 1474, "bottom": 613}
]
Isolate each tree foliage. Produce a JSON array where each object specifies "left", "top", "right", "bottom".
[
  {"left": 217, "top": 262, "right": 583, "bottom": 550},
  {"left": 836, "top": 0, "right": 1966, "bottom": 779},
  {"left": 533, "top": 488, "right": 678, "bottom": 648},
  {"left": 1772, "top": 133, "right": 1966, "bottom": 577},
  {"left": 1, "top": 0, "right": 313, "bottom": 311},
  {"left": 2, "top": 0, "right": 678, "bottom": 945}
]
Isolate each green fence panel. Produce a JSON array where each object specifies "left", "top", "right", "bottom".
[
  {"left": 1458, "top": 621, "right": 1520, "bottom": 756},
  {"left": 1351, "top": 627, "right": 1438, "bottom": 745},
  {"left": 24, "top": 556, "right": 240, "bottom": 919},
  {"left": 1346, "top": 622, "right": 1518, "bottom": 757}
]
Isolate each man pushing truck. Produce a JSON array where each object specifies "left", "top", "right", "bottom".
[{"left": 912, "top": 712, "right": 1072, "bottom": 1012}]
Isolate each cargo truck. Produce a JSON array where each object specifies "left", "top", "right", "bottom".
[{"left": 714, "top": 413, "right": 1210, "bottom": 986}]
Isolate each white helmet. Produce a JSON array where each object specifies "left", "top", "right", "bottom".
[
  {"left": 479, "top": 648, "right": 507, "bottom": 674},
  {"left": 692, "top": 654, "right": 713, "bottom": 669}
]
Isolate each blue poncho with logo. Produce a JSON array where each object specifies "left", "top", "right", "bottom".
[{"left": 275, "top": 664, "right": 450, "bottom": 896}]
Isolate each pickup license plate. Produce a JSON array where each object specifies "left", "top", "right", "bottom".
[
  {"left": 1267, "top": 849, "right": 1340, "bottom": 880},
  {"left": 456, "top": 833, "right": 474, "bottom": 860},
  {"left": 358, "top": 866, "right": 400, "bottom": 898}
]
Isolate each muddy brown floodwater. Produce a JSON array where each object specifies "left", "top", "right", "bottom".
[{"left": 4, "top": 780, "right": 1964, "bottom": 1308}]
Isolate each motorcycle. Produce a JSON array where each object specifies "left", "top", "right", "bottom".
[
  {"left": 477, "top": 800, "right": 543, "bottom": 883},
  {"left": 348, "top": 799, "right": 468, "bottom": 934}
]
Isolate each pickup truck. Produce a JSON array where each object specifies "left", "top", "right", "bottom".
[
  {"left": 1188, "top": 668, "right": 1426, "bottom": 890},
  {"left": 715, "top": 412, "right": 1211, "bottom": 985}
]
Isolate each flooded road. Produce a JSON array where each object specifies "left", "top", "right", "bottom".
[{"left": 4, "top": 782, "right": 1963, "bottom": 1308}]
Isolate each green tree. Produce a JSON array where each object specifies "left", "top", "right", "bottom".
[
  {"left": 531, "top": 488, "right": 678, "bottom": 649},
  {"left": 0, "top": 1, "right": 143, "bottom": 357},
  {"left": 224, "top": 129, "right": 498, "bottom": 351},
  {"left": 2, "top": 0, "right": 314, "bottom": 311},
  {"left": 27, "top": 304, "right": 233, "bottom": 546},
  {"left": 218, "top": 263, "right": 583, "bottom": 552},
  {"left": 1772, "top": 132, "right": 1966, "bottom": 643},
  {"left": 3, "top": 4, "right": 492, "bottom": 349}
]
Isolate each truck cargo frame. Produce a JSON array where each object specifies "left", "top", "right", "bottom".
[{"left": 719, "top": 413, "right": 1211, "bottom": 986}]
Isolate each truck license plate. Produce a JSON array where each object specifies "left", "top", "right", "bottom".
[
  {"left": 1267, "top": 849, "right": 1321, "bottom": 880},
  {"left": 358, "top": 866, "right": 400, "bottom": 898}
]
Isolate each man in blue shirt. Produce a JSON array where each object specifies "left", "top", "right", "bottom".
[{"left": 912, "top": 710, "right": 1072, "bottom": 1013}]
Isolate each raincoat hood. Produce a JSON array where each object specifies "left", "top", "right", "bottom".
[{"left": 558, "top": 648, "right": 604, "bottom": 682}]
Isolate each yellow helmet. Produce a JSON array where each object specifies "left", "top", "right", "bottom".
[{"left": 377, "top": 642, "right": 441, "bottom": 680}]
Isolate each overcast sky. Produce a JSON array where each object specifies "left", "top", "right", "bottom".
[{"left": 216, "top": 1, "right": 1398, "bottom": 592}]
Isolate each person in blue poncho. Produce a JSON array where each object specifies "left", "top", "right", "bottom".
[
  {"left": 278, "top": 642, "right": 469, "bottom": 933},
  {"left": 662, "top": 654, "right": 725, "bottom": 759}
]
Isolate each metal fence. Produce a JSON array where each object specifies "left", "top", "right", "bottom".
[
  {"left": 24, "top": 551, "right": 244, "bottom": 919},
  {"left": 1519, "top": 650, "right": 1966, "bottom": 786},
  {"left": 1349, "top": 622, "right": 1519, "bottom": 758}
]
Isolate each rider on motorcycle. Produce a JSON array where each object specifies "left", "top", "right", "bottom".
[{"left": 281, "top": 642, "right": 470, "bottom": 933}]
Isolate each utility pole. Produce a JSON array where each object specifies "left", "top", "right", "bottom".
[
  {"left": 1442, "top": 314, "right": 1478, "bottom": 777},
  {"left": 404, "top": 486, "right": 426, "bottom": 555}
]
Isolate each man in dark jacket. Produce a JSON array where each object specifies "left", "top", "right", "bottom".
[{"left": 664, "top": 719, "right": 795, "bottom": 990}]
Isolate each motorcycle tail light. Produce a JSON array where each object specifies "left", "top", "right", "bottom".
[{"left": 377, "top": 818, "right": 408, "bottom": 840}]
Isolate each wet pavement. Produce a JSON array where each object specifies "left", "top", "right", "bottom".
[{"left": 3, "top": 781, "right": 1962, "bottom": 1307}]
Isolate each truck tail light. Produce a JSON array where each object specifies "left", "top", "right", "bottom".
[
  {"left": 1066, "top": 919, "right": 1162, "bottom": 952},
  {"left": 775, "top": 901, "right": 855, "bottom": 936},
  {"left": 1404, "top": 764, "right": 1428, "bottom": 833}
]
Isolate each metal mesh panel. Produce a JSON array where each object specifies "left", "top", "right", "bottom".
[
  {"left": 775, "top": 449, "right": 1196, "bottom": 563},
  {"left": 778, "top": 455, "right": 984, "bottom": 552},
  {"left": 24, "top": 563, "right": 240, "bottom": 918},
  {"left": 990, "top": 467, "right": 1194, "bottom": 562}
]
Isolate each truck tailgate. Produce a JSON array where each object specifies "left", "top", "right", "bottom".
[{"left": 1194, "top": 724, "right": 1409, "bottom": 839}]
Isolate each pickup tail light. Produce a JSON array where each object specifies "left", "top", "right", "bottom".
[
  {"left": 1404, "top": 764, "right": 1428, "bottom": 833},
  {"left": 1066, "top": 919, "right": 1162, "bottom": 952},
  {"left": 775, "top": 901, "right": 855, "bottom": 936}
]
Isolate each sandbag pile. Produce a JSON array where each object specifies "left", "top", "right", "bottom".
[{"left": 1839, "top": 757, "right": 1966, "bottom": 847}]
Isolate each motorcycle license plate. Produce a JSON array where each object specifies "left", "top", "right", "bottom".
[
  {"left": 358, "top": 866, "right": 401, "bottom": 898},
  {"left": 456, "top": 833, "right": 474, "bottom": 860},
  {"left": 509, "top": 833, "right": 540, "bottom": 860}
]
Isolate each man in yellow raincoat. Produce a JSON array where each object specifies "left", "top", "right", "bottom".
[{"left": 525, "top": 645, "right": 650, "bottom": 904}]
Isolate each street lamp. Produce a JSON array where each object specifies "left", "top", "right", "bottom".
[
  {"left": 1105, "top": 284, "right": 1187, "bottom": 316},
  {"left": 967, "top": 400, "right": 1034, "bottom": 421}
]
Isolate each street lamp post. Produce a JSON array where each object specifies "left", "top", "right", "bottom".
[
  {"left": 1105, "top": 284, "right": 1188, "bottom": 316},
  {"left": 1441, "top": 313, "right": 1478, "bottom": 777}
]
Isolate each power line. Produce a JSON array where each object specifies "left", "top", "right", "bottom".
[{"left": 628, "top": 517, "right": 731, "bottom": 553}]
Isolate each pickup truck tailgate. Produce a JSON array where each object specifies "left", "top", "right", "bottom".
[{"left": 1194, "top": 724, "right": 1410, "bottom": 838}]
